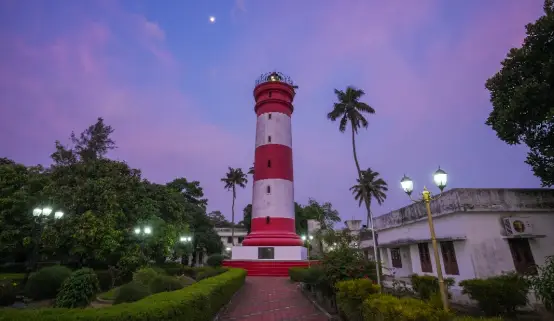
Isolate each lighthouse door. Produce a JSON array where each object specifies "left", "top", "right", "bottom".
[{"left": 258, "top": 247, "right": 275, "bottom": 259}]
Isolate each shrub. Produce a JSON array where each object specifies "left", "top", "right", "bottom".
[
  {"left": 321, "top": 246, "right": 377, "bottom": 286},
  {"left": 113, "top": 281, "right": 150, "bottom": 304},
  {"left": 362, "top": 293, "right": 451, "bottom": 321},
  {"left": 196, "top": 267, "right": 227, "bottom": 281},
  {"left": 94, "top": 270, "right": 113, "bottom": 292},
  {"left": 0, "top": 280, "right": 18, "bottom": 306},
  {"left": 149, "top": 275, "right": 188, "bottom": 294},
  {"left": 289, "top": 267, "right": 309, "bottom": 282},
  {"left": 54, "top": 268, "right": 100, "bottom": 308},
  {"left": 529, "top": 255, "right": 554, "bottom": 311},
  {"left": 24, "top": 265, "right": 72, "bottom": 300},
  {"left": 150, "top": 266, "right": 168, "bottom": 275},
  {"left": 182, "top": 266, "right": 197, "bottom": 278},
  {"left": 452, "top": 318, "right": 503, "bottom": 321},
  {"left": 0, "top": 268, "right": 247, "bottom": 321},
  {"left": 336, "top": 278, "right": 380, "bottom": 321},
  {"left": 459, "top": 272, "right": 529, "bottom": 316},
  {"left": 206, "top": 254, "right": 224, "bottom": 267},
  {"left": 410, "top": 274, "right": 455, "bottom": 300},
  {"left": 132, "top": 267, "right": 159, "bottom": 286},
  {"left": 0, "top": 262, "right": 26, "bottom": 274},
  {"left": 155, "top": 262, "right": 184, "bottom": 276}
]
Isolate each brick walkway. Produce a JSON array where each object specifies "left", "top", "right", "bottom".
[{"left": 219, "top": 277, "right": 329, "bottom": 321}]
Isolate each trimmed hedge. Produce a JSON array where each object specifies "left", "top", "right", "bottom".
[{"left": 0, "top": 268, "right": 246, "bottom": 321}]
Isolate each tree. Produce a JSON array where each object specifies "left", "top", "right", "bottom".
[
  {"left": 51, "top": 117, "right": 115, "bottom": 164},
  {"left": 239, "top": 204, "right": 252, "bottom": 233},
  {"left": 485, "top": 0, "right": 554, "bottom": 187},
  {"left": 302, "top": 199, "right": 341, "bottom": 256},
  {"left": 207, "top": 210, "right": 230, "bottom": 227},
  {"left": 248, "top": 164, "right": 255, "bottom": 176},
  {"left": 327, "top": 86, "right": 381, "bottom": 285},
  {"left": 221, "top": 167, "right": 248, "bottom": 245},
  {"left": 350, "top": 168, "right": 388, "bottom": 227},
  {"left": 0, "top": 161, "right": 50, "bottom": 262},
  {"left": 166, "top": 178, "right": 208, "bottom": 209}
]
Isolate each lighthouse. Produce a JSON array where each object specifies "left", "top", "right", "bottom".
[{"left": 224, "top": 72, "right": 309, "bottom": 275}]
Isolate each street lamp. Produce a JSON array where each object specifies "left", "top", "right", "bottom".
[
  {"left": 301, "top": 235, "right": 314, "bottom": 267},
  {"left": 400, "top": 167, "right": 449, "bottom": 311},
  {"left": 134, "top": 226, "right": 152, "bottom": 259},
  {"left": 25, "top": 206, "right": 64, "bottom": 284},
  {"left": 180, "top": 236, "right": 192, "bottom": 243}
]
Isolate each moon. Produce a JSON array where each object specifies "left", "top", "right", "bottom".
[{"left": 209, "top": 16, "right": 216, "bottom": 23}]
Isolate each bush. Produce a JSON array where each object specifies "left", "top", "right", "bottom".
[
  {"left": 196, "top": 267, "right": 227, "bottom": 281},
  {"left": 289, "top": 267, "right": 309, "bottom": 282},
  {"left": 24, "top": 265, "right": 72, "bottom": 300},
  {"left": 362, "top": 293, "right": 451, "bottom": 321},
  {"left": 410, "top": 274, "right": 455, "bottom": 300},
  {"left": 0, "top": 268, "right": 247, "bottom": 321},
  {"left": 113, "top": 281, "right": 150, "bottom": 304},
  {"left": 94, "top": 270, "right": 113, "bottom": 292},
  {"left": 452, "top": 318, "right": 503, "bottom": 321},
  {"left": 529, "top": 255, "right": 554, "bottom": 311},
  {"left": 321, "top": 247, "right": 377, "bottom": 286},
  {"left": 155, "top": 262, "right": 184, "bottom": 276},
  {"left": 132, "top": 267, "right": 159, "bottom": 286},
  {"left": 0, "top": 280, "right": 18, "bottom": 306},
  {"left": 54, "top": 268, "right": 100, "bottom": 308},
  {"left": 336, "top": 278, "right": 380, "bottom": 321},
  {"left": 206, "top": 254, "right": 224, "bottom": 267},
  {"left": 0, "top": 263, "right": 26, "bottom": 274},
  {"left": 149, "top": 275, "right": 188, "bottom": 294},
  {"left": 459, "top": 272, "right": 529, "bottom": 316}
]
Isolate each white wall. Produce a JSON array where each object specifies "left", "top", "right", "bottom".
[
  {"left": 231, "top": 246, "right": 307, "bottom": 260},
  {"left": 252, "top": 179, "right": 294, "bottom": 219},
  {"left": 255, "top": 112, "right": 292, "bottom": 148}
]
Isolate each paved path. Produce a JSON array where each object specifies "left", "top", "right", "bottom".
[{"left": 219, "top": 277, "right": 329, "bottom": 321}]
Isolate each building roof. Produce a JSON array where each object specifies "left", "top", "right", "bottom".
[{"left": 375, "top": 188, "right": 554, "bottom": 231}]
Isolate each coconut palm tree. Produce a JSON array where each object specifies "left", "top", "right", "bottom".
[
  {"left": 327, "top": 86, "right": 381, "bottom": 285},
  {"left": 248, "top": 163, "right": 254, "bottom": 176},
  {"left": 350, "top": 168, "right": 388, "bottom": 227},
  {"left": 221, "top": 167, "right": 248, "bottom": 245}
]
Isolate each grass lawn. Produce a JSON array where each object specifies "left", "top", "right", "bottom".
[
  {"left": 0, "top": 273, "right": 25, "bottom": 281},
  {"left": 98, "top": 287, "right": 120, "bottom": 301}
]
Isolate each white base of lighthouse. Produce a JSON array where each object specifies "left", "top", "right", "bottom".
[{"left": 230, "top": 246, "right": 307, "bottom": 261}]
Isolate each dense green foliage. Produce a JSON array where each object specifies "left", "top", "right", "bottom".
[
  {"left": 0, "top": 268, "right": 246, "bottom": 321},
  {"left": 113, "top": 281, "right": 151, "bottom": 305},
  {"left": 148, "top": 275, "right": 190, "bottom": 294},
  {"left": 0, "top": 118, "right": 223, "bottom": 274},
  {"left": 132, "top": 267, "right": 159, "bottom": 287},
  {"left": 459, "top": 273, "right": 529, "bottom": 316},
  {"left": 336, "top": 279, "right": 380, "bottom": 321},
  {"left": 206, "top": 254, "right": 224, "bottom": 267},
  {"left": 485, "top": 0, "right": 554, "bottom": 186},
  {"left": 529, "top": 255, "right": 554, "bottom": 311},
  {"left": 409, "top": 274, "right": 455, "bottom": 300},
  {"left": 24, "top": 265, "right": 72, "bottom": 300},
  {"left": 54, "top": 268, "right": 100, "bottom": 308},
  {"left": 0, "top": 280, "right": 18, "bottom": 306}
]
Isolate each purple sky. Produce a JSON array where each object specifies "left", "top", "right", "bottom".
[{"left": 0, "top": 0, "right": 547, "bottom": 224}]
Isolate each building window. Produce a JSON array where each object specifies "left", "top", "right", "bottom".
[
  {"left": 268, "top": 113, "right": 272, "bottom": 119},
  {"left": 268, "top": 135, "right": 272, "bottom": 143},
  {"left": 440, "top": 241, "right": 459, "bottom": 275},
  {"left": 258, "top": 247, "right": 275, "bottom": 259},
  {"left": 227, "top": 236, "right": 232, "bottom": 244},
  {"left": 508, "top": 238, "right": 537, "bottom": 274},
  {"left": 418, "top": 243, "right": 433, "bottom": 273},
  {"left": 267, "top": 160, "right": 271, "bottom": 168},
  {"left": 238, "top": 237, "right": 244, "bottom": 243},
  {"left": 390, "top": 248, "right": 402, "bottom": 268},
  {"left": 266, "top": 185, "right": 271, "bottom": 194}
]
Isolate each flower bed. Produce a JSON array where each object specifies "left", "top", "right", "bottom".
[{"left": 0, "top": 268, "right": 246, "bottom": 321}]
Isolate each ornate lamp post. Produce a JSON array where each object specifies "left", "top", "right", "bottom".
[
  {"left": 24, "top": 207, "right": 64, "bottom": 284},
  {"left": 134, "top": 226, "right": 152, "bottom": 259},
  {"left": 301, "top": 234, "right": 314, "bottom": 266},
  {"left": 400, "top": 167, "right": 449, "bottom": 311}
]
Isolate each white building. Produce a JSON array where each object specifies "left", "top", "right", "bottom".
[
  {"left": 375, "top": 188, "right": 554, "bottom": 304},
  {"left": 215, "top": 227, "right": 248, "bottom": 250}
]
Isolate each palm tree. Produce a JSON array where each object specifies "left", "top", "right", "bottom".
[
  {"left": 221, "top": 167, "right": 248, "bottom": 245},
  {"left": 327, "top": 86, "right": 381, "bottom": 285},
  {"left": 248, "top": 163, "right": 254, "bottom": 176},
  {"left": 350, "top": 168, "right": 388, "bottom": 227}
]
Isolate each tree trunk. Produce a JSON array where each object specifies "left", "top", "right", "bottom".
[
  {"left": 231, "top": 185, "right": 236, "bottom": 246},
  {"left": 351, "top": 125, "right": 381, "bottom": 288}
]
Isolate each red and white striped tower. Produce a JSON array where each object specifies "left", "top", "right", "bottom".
[{"left": 242, "top": 71, "right": 303, "bottom": 247}]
